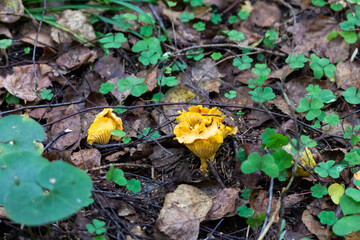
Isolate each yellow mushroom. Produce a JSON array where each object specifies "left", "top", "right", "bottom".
[
  {"left": 174, "top": 105, "right": 238, "bottom": 173},
  {"left": 87, "top": 108, "right": 123, "bottom": 145}
]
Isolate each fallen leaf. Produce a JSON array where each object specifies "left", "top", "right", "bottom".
[
  {"left": 191, "top": 58, "right": 223, "bottom": 93},
  {"left": 56, "top": 46, "right": 97, "bottom": 75},
  {"left": 156, "top": 184, "right": 213, "bottom": 240},
  {"left": 334, "top": 61, "right": 360, "bottom": 89},
  {"left": 93, "top": 55, "right": 125, "bottom": 80},
  {"left": 0, "top": 0, "right": 23, "bottom": 23},
  {"left": 249, "top": 1, "right": 280, "bottom": 27},
  {"left": 2, "top": 65, "right": 52, "bottom": 101},
  {"left": 302, "top": 210, "right": 328, "bottom": 240},
  {"left": 206, "top": 188, "right": 240, "bottom": 221},
  {"left": 50, "top": 10, "right": 96, "bottom": 45},
  {"left": 0, "top": 24, "right": 11, "bottom": 38},
  {"left": 71, "top": 149, "right": 101, "bottom": 170}
]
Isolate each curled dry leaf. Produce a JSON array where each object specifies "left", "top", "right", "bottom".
[
  {"left": 0, "top": 0, "right": 23, "bottom": 23},
  {"left": 302, "top": 210, "right": 328, "bottom": 240},
  {"left": 156, "top": 184, "right": 212, "bottom": 240},
  {"left": 335, "top": 61, "right": 360, "bottom": 89},
  {"left": 71, "top": 148, "right": 101, "bottom": 170},
  {"left": 0, "top": 24, "right": 11, "bottom": 38},
  {"left": 2, "top": 65, "right": 52, "bottom": 101},
  {"left": 50, "top": 10, "right": 96, "bottom": 45}
]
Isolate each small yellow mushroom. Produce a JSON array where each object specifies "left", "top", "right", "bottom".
[
  {"left": 87, "top": 108, "right": 123, "bottom": 145},
  {"left": 174, "top": 105, "right": 238, "bottom": 173}
]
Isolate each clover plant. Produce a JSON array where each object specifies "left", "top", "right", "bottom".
[
  {"left": 117, "top": 76, "right": 148, "bottom": 97},
  {"left": 106, "top": 166, "right": 141, "bottom": 194}
]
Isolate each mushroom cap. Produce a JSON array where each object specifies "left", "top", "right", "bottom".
[
  {"left": 87, "top": 117, "right": 117, "bottom": 145},
  {"left": 95, "top": 108, "right": 123, "bottom": 130}
]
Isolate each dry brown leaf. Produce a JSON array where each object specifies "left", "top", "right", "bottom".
[
  {"left": 71, "top": 149, "right": 101, "bottom": 170},
  {"left": 0, "top": 24, "right": 11, "bottom": 38},
  {"left": 56, "top": 46, "right": 97, "bottom": 75},
  {"left": 51, "top": 10, "right": 96, "bottom": 45},
  {"left": 249, "top": 1, "right": 280, "bottom": 27},
  {"left": 93, "top": 55, "right": 125, "bottom": 80},
  {"left": 2, "top": 65, "right": 52, "bottom": 101},
  {"left": 149, "top": 146, "right": 183, "bottom": 170},
  {"left": 206, "top": 188, "right": 240, "bottom": 221},
  {"left": 0, "top": 0, "right": 23, "bottom": 23},
  {"left": 192, "top": 58, "right": 223, "bottom": 93},
  {"left": 301, "top": 210, "right": 328, "bottom": 240},
  {"left": 156, "top": 184, "right": 213, "bottom": 240},
  {"left": 49, "top": 104, "right": 82, "bottom": 150},
  {"left": 137, "top": 68, "right": 158, "bottom": 92},
  {"left": 0, "top": 206, "right": 7, "bottom": 219},
  {"left": 335, "top": 61, "right": 360, "bottom": 89}
]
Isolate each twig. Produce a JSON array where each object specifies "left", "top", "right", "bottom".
[
  {"left": 33, "top": 0, "right": 47, "bottom": 90},
  {"left": 260, "top": 176, "right": 274, "bottom": 236},
  {"left": 43, "top": 129, "right": 72, "bottom": 152},
  {"left": 207, "top": 160, "right": 226, "bottom": 188}
]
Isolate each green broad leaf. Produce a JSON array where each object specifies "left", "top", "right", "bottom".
[
  {"left": 0, "top": 39, "right": 12, "bottom": 49},
  {"left": 130, "top": 83, "right": 147, "bottom": 97},
  {"left": 237, "top": 148, "right": 246, "bottom": 163},
  {"left": 261, "top": 154, "right": 279, "bottom": 177},
  {"left": 210, "top": 13, "right": 222, "bottom": 24},
  {"left": 318, "top": 211, "right": 338, "bottom": 226},
  {"left": 319, "top": 89, "right": 336, "bottom": 103},
  {"left": 224, "top": 90, "right": 237, "bottom": 99},
  {"left": 117, "top": 78, "right": 132, "bottom": 91},
  {"left": 330, "top": 3, "right": 343, "bottom": 11},
  {"left": 343, "top": 149, "right": 360, "bottom": 166},
  {"left": 278, "top": 170, "right": 288, "bottom": 181},
  {"left": 340, "top": 195, "right": 360, "bottom": 215},
  {"left": 311, "top": 184, "right": 328, "bottom": 198},
  {"left": 140, "top": 25, "right": 153, "bottom": 37},
  {"left": 296, "top": 98, "right": 310, "bottom": 113},
  {"left": 247, "top": 213, "right": 265, "bottom": 228},
  {"left": 186, "top": 48, "right": 204, "bottom": 61},
  {"left": 99, "top": 33, "right": 127, "bottom": 49},
  {"left": 333, "top": 215, "right": 360, "bottom": 236},
  {"left": 172, "top": 61, "right": 187, "bottom": 71},
  {"left": 0, "top": 151, "right": 50, "bottom": 205},
  {"left": 113, "top": 105, "right": 126, "bottom": 114},
  {"left": 228, "top": 15, "right": 238, "bottom": 24},
  {"left": 227, "top": 30, "right": 245, "bottom": 41},
  {"left": 106, "top": 166, "right": 115, "bottom": 181},
  {"left": 193, "top": 22, "right": 205, "bottom": 31},
  {"left": 300, "top": 135, "right": 317, "bottom": 147},
  {"left": 312, "top": 0, "right": 326, "bottom": 6},
  {"left": 126, "top": 179, "right": 141, "bottom": 194},
  {"left": 354, "top": 179, "right": 360, "bottom": 189},
  {"left": 309, "top": 56, "right": 336, "bottom": 79},
  {"left": 138, "top": 13, "right": 155, "bottom": 24},
  {"left": 241, "top": 189, "right": 251, "bottom": 200},
  {"left": 341, "top": 31, "right": 358, "bottom": 44},
  {"left": 5, "top": 92, "right": 19, "bottom": 105},
  {"left": 40, "top": 89, "right": 53, "bottom": 101},
  {"left": 351, "top": 134, "right": 360, "bottom": 145},
  {"left": 122, "top": 137, "right": 131, "bottom": 144},
  {"left": 263, "top": 29, "right": 278, "bottom": 48},
  {"left": 139, "top": 50, "right": 161, "bottom": 65},
  {"left": 0, "top": 115, "right": 45, "bottom": 155},
  {"left": 99, "top": 82, "right": 115, "bottom": 94},
  {"left": 241, "top": 153, "right": 261, "bottom": 174},
  {"left": 285, "top": 54, "right": 308, "bottom": 69},
  {"left": 249, "top": 87, "right": 276, "bottom": 103},
  {"left": 24, "top": 47, "right": 31, "bottom": 54},
  {"left": 342, "top": 87, "right": 360, "bottom": 104},
  {"left": 251, "top": 63, "right": 271, "bottom": 77},
  {"left": 346, "top": 188, "right": 360, "bottom": 202},
  {"left": 138, "top": 128, "right": 161, "bottom": 139},
  {"left": 314, "top": 160, "right": 336, "bottom": 178},
  {"left": 152, "top": 93, "right": 164, "bottom": 102},
  {"left": 211, "top": 52, "right": 222, "bottom": 60},
  {"left": 4, "top": 161, "right": 92, "bottom": 226},
  {"left": 110, "top": 130, "right": 126, "bottom": 138},
  {"left": 132, "top": 37, "right": 161, "bottom": 54},
  {"left": 272, "top": 150, "right": 292, "bottom": 171},
  {"left": 180, "top": 11, "right": 194, "bottom": 22},
  {"left": 190, "top": 0, "right": 203, "bottom": 6},
  {"left": 233, "top": 55, "right": 253, "bottom": 70},
  {"left": 327, "top": 30, "right": 339, "bottom": 41},
  {"left": 237, "top": 10, "right": 249, "bottom": 20},
  {"left": 237, "top": 205, "right": 253, "bottom": 218},
  {"left": 86, "top": 219, "right": 106, "bottom": 235},
  {"left": 167, "top": 1, "right": 177, "bottom": 7},
  {"left": 158, "top": 76, "right": 178, "bottom": 87}
]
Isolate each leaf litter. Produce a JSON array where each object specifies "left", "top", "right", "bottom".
[{"left": 0, "top": 0, "right": 359, "bottom": 239}]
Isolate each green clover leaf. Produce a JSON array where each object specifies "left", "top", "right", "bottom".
[
  {"left": 309, "top": 55, "right": 336, "bottom": 79},
  {"left": 86, "top": 219, "right": 106, "bottom": 235},
  {"left": 311, "top": 184, "right": 328, "bottom": 198},
  {"left": 342, "top": 87, "right": 360, "bottom": 104},
  {"left": 324, "top": 114, "right": 339, "bottom": 125},
  {"left": 285, "top": 54, "right": 308, "bottom": 69},
  {"left": 180, "top": 12, "right": 194, "bottom": 22},
  {"left": 210, "top": 13, "right": 222, "bottom": 24},
  {"left": 249, "top": 87, "right": 276, "bottom": 103},
  {"left": 99, "top": 82, "right": 115, "bottom": 94},
  {"left": 158, "top": 76, "right": 178, "bottom": 87},
  {"left": 211, "top": 52, "right": 222, "bottom": 60},
  {"left": 318, "top": 211, "right": 338, "bottom": 226},
  {"left": 40, "top": 89, "right": 54, "bottom": 101},
  {"left": 227, "top": 30, "right": 245, "bottom": 41},
  {"left": 224, "top": 90, "right": 237, "bottom": 99},
  {"left": 193, "top": 22, "right": 205, "bottom": 31},
  {"left": 314, "top": 160, "right": 343, "bottom": 178},
  {"left": 126, "top": 179, "right": 141, "bottom": 194},
  {"left": 233, "top": 55, "right": 253, "bottom": 70},
  {"left": 238, "top": 206, "right": 253, "bottom": 218},
  {"left": 99, "top": 33, "right": 127, "bottom": 49}
]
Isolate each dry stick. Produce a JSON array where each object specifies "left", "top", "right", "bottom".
[
  {"left": 0, "top": 99, "right": 84, "bottom": 115},
  {"left": 207, "top": 160, "right": 226, "bottom": 188},
  {"left": 174, "top": 43, "right": 287, "bottom": 57},
  {"left": 86, "top": 163, "right": 152, "bottom": 172},
  {"left": 32, "top": 0, "right": 47, "bottom": 90},
  {"left": 257, "top": 191, "right": 282, "bottom": 240}
]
